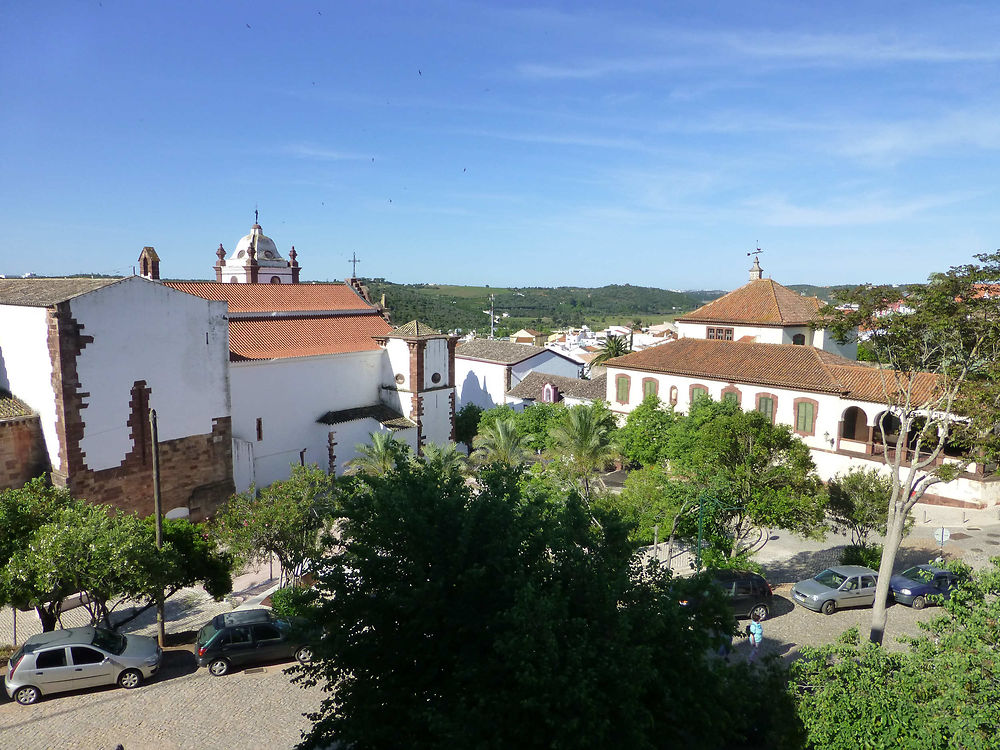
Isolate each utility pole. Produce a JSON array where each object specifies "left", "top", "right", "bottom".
[
  {"left": 484, "top": 293, "right": 496, "bottom": 339},
  {"left": 149, "top": 409, "right": 166, "bottom": 648}
]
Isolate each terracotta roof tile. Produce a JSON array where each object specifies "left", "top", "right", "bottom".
[
  {"left": 387, "top": 320, "right": 442, "bottom": 338},
  {"left": 608, "top": 338, "right": 940, "bottom": 403},
  {"left": 678, "top": 279, "right": 822, "bottom": 326},
  {"left": 229, "top": 314, "right": 393, "bottom": 360},
  {"left": 317, "top": 404, "right": 415, "bottom": 430},
  {"left": 508, "top": 372, "right": 606, "bottom": 401},
  {"left": 0, "top": 390, "right": 34, "bottom": 419},
  {"left": 164, "top": 281, "right": 368, "bottom": 313}
]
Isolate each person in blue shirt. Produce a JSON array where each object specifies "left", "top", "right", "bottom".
[{"left": 748, "top": 612, "right": 763, "bottom": 662}]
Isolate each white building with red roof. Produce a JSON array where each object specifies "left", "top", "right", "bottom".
[{"left": 605, "top": 259, "right": 998, "bottom": 509}]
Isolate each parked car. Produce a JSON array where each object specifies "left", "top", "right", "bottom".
[
  {"left": 195, "top": 608, "right": 314, "bottom": 676},
  {"left": 890, "top": 564, "right": 956, "bottom": 609},
  {"left": 707, "top": 569, "right": 774, "bottom": 620},
  {"left": 4, "top": 626, "right": 161, "bottom": 705},
  {"left": 791, "top": 565, "right": 879, "bottom": 615}
]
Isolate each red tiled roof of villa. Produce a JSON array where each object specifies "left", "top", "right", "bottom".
[
  {"left": 678, "top": 279, "right": 823, "bottom": 326},
  {"left": 606, "top": 338, "right": 939, "bottom": 403}
]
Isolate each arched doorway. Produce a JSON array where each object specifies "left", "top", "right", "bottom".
[{"left": 840, "top": 406, "right": 868, "bottom": 442}]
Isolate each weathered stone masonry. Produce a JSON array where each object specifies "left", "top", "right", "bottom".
[{"left": 0, "top": 415, "right": 49, "bottom": 491}]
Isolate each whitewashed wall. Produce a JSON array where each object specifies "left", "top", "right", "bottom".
[
  {"left": 420, "top": 388, "right": 454, "bottom": 446},
  {"left": 72, "top": 278, "right": 230, "bottom": 472},
  {"left": 676, "top": 321, "right": 784, "bottom": 344},
  {"left": 230, "top": 349, "right": 382, "bottom": 491},
  {"left": 382, "top": 338, "right": 412, "bottom": 391},
  {"left": 328, "top": 419, "right": 417, "bottom": 475},
  {"left": 455, "top": 359, "right": 505, "bottom": 410},
  {"left": 0, "top": 304, "right": 58, "bottom": 466},
  {"left": 511, "top": 351, "right": 582, "bottom": 385},
  {"left": 423, "top": 338, "right": 449, "bottom": 389}
]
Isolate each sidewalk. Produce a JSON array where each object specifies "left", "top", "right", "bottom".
[{"left": 0, "top": 557, "right": 282, "bottom": 648}]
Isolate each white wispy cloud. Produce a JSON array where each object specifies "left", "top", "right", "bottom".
[
  {"left": 281, "top": 144, "right": 370, "bottom": 161},
  {"left": 461, "top": 128, "right": 644, "bottom": 150},
  {"left": 516, "top": 30, "right": 1000, "bottom": 80},
  {"left": 835, "top": 112, "right": 1000, "bottom": 163},
  {"left": 744, "top": 192, "right": 973, "bottom": 227}
]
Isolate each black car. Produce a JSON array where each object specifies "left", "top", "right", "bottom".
[
  {"left": 707, "top": 569, "right": 773, "bottom": 620},
  {"left": 195, "top": 609, "right": 313, "bottom": 676}
]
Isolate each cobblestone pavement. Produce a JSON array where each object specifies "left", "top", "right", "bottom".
[{"left": 0, "top": 648, "right": 325, "bottom": 750}]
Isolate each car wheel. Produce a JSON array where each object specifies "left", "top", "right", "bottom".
[
  {"left": 208, "top": 658, "right": 230, "bottom": 677},
  {"left": 821, "top": 600, "right": 836, "bottom": 616},
  {"left": 911, "top": 595, "right": 926, "bottom": 610},
  {"left": 295, "top": 646, "right": 313, "bottom": 665},
  {"left": 750, "top": 604, "right": 769, "bottom": 621},
  {"left": 118, "top": 669, "right": 143, "bottom": 689},
  {"left": 14, "top": 685, "right": 40, "bottom": 705}
]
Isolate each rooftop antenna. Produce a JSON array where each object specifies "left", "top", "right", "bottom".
[{"left": 349, "top": 252, "right": 361, "bottom": 279}]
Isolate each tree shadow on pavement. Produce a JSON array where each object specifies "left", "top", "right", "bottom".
[{"left": 762, "top": 542, "right": 952, "bottom": 586}]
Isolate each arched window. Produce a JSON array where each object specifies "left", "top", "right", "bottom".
[
  {"left": 721, "top": 385, "right": 742, "bottom": 406},
  {"left": 229, "top": 276, "right": 239, "bottom": 283},
  {"left": 690, "top": 384, "right": 709, "bottom": 403},
  {"left": 756, "top": 393, "right": 777, "bottom": 423},
  {"left": 269, "top": 276, "right": 282, "bottom": 284},
  {"left": 792, "top": 333, "right": 806, "bottom": 345},
  {"left": 669, "top": 385, "right": 678, "bottom": 406}
]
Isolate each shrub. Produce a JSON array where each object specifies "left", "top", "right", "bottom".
[
  {"left": 269, "top": 585, "right": 318, "bottom": 618},
  {"left": 839, "top": 543, "right": 882, "bottom": 569}
]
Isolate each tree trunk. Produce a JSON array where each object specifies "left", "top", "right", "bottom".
[
  {"left": 869, "top": 505, "right": 907, "bottom": 646},
  {"left": 36, "top": 604, "right": 59, "bottom": 633}
]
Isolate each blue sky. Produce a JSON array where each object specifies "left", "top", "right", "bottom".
[{"left": 2, "top": 1, "right": 999, "bottom": 290}]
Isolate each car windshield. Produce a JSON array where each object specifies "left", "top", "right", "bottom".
[
  {"left": 92, "top": 628, "right": 126, "bottom": 655},
  {"left": 900, "top": 566, "right": 935, "bottom": 583},
  {"left": 814, "top": 569, "right": 848, "bottom": 588}
]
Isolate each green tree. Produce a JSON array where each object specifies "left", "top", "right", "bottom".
[
  {"left": 546, "top": 402, "right": 618, "bottom": 502},
  {"left": 513, "top": 401, "right": 564, "bottom": 453},
  {"left": 293, "top": 460, "right": 798, "bottom": 750},
  {"left": 214, "top": 464, "right": 336, "bottom": 584},
  {"left": 826, "top": 467, "right": 900, "bottom": 547},
  {"left": 665, "top": 398, "right": 826, "bottom": 561},
  {"left": 588, "top": 333, "right": 631, "bottom": 370},
  {"left": 346, "top": 432, "right": 410, "bottom": 476},
  {"left": 790, "top": 560, "right": 1000, "bottom": 749},
  {"left": 471, "top": 418, "right": 528, "bottom": 467},
  {"left": 453, "top": 403, "right": 483, "bottom": 450},
  {"left": 616, "top": 393, "right": 676, "bottom": 467},
  {"left": 818, "top": 251, "right": 1000, "bottom": 645},
  {"left": 418, "top": 442, "right": 467, "bottom": 477}
]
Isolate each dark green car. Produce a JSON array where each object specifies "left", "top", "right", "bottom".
[{"left": 195, "top": 609, "right": 313, "bottom": 676}]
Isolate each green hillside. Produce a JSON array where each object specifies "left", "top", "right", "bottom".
[{"left": 366, "top": 280, "right": 705, "bottom": 335}]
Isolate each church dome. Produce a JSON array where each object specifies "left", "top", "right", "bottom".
[{"left": 229, "top": 223, "right": 285, "bottom": 265}]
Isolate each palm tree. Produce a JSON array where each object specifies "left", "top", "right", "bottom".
[
  {"left": 471, "top": 418, "right": 529, "bottom": 468},
  {"left": 588, "top": 334, "right": 631, "bottom": 372},
  {"left": 347, "top": 432, "right": 409, "bottom": 476},
  {"left": 547, "top": 403, "right": 618, "bottom": 501},
  {"left": 419, "top": 442, "right": 468, "bottom": 476}
]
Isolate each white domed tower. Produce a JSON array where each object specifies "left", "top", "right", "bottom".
[{"left": 214, "top": 215, "right": 301, "bottom": 284}]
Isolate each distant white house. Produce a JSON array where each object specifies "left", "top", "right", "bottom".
[
  {"left": 455, "top": 339, "right": 583, "bottom": 410},
  {"left": 507, "top": 372, "right": 606, "bottom": 408}
]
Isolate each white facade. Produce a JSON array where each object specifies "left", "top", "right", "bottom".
[
  {"left": 456, "top": 350, "right": 582, "bottom": 410},
  {"left": 606, "top": 364, "right": 992, "bottom": 507},
  {"left": 0, "top": 304, "right": 57, "bottom": 464},
  {"left": 677, "top": 314, "right": 857, "bottom": 359},
  {"left": 71, "top": 278, "right": 230, "bottom": 471},
  {"left": 230, "top": 349, "right": 383, "bottom": 491}
]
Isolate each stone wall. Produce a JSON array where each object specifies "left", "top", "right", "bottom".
[{"left": 0, "top": 415, "right": 49, "bottom": 491}]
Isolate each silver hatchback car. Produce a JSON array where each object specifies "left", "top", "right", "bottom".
[
  {"left": 4, "top": 626, "right": 161, "bottom": 705},
  {"left": 791, "top": 565, "right": 879, "bottom": 615}
]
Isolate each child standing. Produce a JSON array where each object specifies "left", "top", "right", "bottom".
[{"left": 748, "top": 612, "right": 763, "bottom": 662}]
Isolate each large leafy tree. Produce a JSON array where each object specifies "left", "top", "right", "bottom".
[
  {"left": 2, "top": 491, "right": 233, "bottom": 631},
  {"left": 477, "top": 402, "right": 564, "bottom": 454},
  {"left": 453, "top": 403, "right": 483, "bottom": 451},
  {"left": 293, "top": 460, "right": 799, "bottom": 750},
  {"left": 790, "top": 560, "right": 1000, "bottom": 748},
  {"left": 213, "top": 464, "right": 336, "bottom": 584},
  {"left": 665, "top": 398, "right": 826, "bottom": 562},
  {"left": 826, "top": 467, "right": 899, "bottom": 547},
  {"left": 818, "top": 251, "right": 1000, "bottom": 645},
  {"left": 616, "top": 393, "right": 676, "bottom": 467}
]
